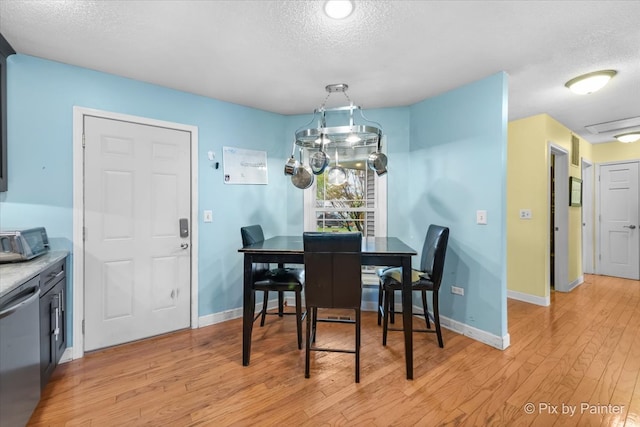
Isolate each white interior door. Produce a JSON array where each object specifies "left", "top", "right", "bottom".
[
  {"left": 83, "top": 116, "right": 191, "bottom": 351},
  {"left": 550, "top": 145, "right": 569, "bottom": 292},
  {"left": 598, "top": 161, "right": 640, "bottom": 280},
  {"left": 582, "top": 160, "right": 594, "bottom": 274}
]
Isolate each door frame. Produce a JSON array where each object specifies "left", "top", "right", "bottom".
[
  {"left": 595, "top": 159, "right": 640, "bottom": 276},
  {"left": 582, "top": 158, "right": 594, "bottom": 274},
  {"left": 549, "top": 143, "right": 569, "bottom": 292},
  {"left": 72, "top": 107, "right": 199, "bottom": 359}
]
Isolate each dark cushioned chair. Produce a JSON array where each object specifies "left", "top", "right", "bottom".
[
  {"left": 378, "top": 225, "right": 449, "bottom": 348},
  {"left": 241, "top": 225, "right": 305, "bottom": 349},
  {"left": 303, "top": 232, "right": 363, "bottom": 383}
]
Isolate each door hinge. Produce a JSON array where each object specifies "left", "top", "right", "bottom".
[
  {"left": 82, "top": 133, "right": 86, "bottom": 148},
  {"left": 599, "top": 254, "right": 601, "bottom": 260},
  {"left": 82, "top": 319, "right": 85, "bottom": 334},
  {"left": 83, "top": 227, "right": 86, "bottom": 241}
]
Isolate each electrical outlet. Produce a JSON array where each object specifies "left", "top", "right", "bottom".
[
  {"left": 203, "top": 210, "right": 213, "bottom": 222},
  {"left": 451, "top": 286, "right": 464, "bottom": 296},
  {"left": 519, "top": 209, "right": 532, "bottom": 219}
]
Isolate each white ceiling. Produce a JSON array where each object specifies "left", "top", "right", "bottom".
[{"left": 1, "top": 0, "right": 639, "bottom": 144}]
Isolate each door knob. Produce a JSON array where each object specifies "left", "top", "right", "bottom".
[
  {"left": 180, "top": 243, "right": 189, "bottom": 249},
  {"left": 623, "top": 225, "right": 637, "bottom": 229}
]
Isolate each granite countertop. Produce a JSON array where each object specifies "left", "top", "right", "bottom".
[{"left": 0, "top": 250, "right": 70, "bottom": 298}]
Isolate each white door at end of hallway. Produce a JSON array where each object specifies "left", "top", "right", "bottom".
[
  {"left": 83, "top": 116, "right": 192, "bottom": 352},
  {"left": 599, "top": 162, "right": 639, "bottom": 280}
]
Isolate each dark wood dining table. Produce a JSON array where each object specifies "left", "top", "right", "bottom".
[{"left": 238, "top": 235, "right": 418, "bottom": 379}]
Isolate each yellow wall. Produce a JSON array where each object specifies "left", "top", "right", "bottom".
[
  {"left": 508, "top": 115, "right": 640, "bottom": 301},
  {"left": 592, "top": 141, "right": 640, "bottom": 163},
  {"left": 507, "top": 115, "right": 548, "bottom": 297},
  {"left": 507, "top": 114, "right": 589, "bottom": 298}
]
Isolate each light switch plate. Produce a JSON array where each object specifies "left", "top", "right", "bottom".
[
  {"left": 203, "top": 210, "right": 213, "bottom": 222},
  {"left": 476, "top": 210, "right": 487, "bottom": 225}
]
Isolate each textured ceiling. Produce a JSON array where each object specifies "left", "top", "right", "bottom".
[{"left": 1, "top": 0, "right": 639, "bottom": 143}]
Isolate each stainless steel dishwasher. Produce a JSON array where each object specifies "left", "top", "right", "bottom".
[{"left": 0, "top": 276, "right": 41, "bottom": 427}]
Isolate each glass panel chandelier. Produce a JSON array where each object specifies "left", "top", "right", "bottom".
[{"left": 285, "top": 84, "right": 387, "bottom": 188}]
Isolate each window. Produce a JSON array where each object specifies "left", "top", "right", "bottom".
[
  {"left": 303, "top": 157, "right": 387, "bottom": 237},
  {"left": 304, "top": 161, "right": 386, "bottom": 280}
]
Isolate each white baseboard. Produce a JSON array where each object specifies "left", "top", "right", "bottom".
[
  {"left": 565, "top": 275, "right": 584, "bottom": 292},
  {"left": 439, "top": 311, "right": 510, "bottom": 350},
  {"left": 65, "top": 302, "right": 509, "bottom": 359},
  {"left": 198, "top": 307, "right": 243, "bottom": 327},
  {"left": 507, "top": 289, "right": 550, "bottom": 306},
  {"left": 59, "top": 347, "right": 74, "bottom": 364},
  {"left": 63, "top": 295, "right": 510, "bottom": 359},
  {"left": 507, "top": 275, "right": 584, "bottom": 304},
  {"left": 198, "top": 297, "right": 509, "bottom": 351},
  {"left": 397, "top": 303, "right": 510, "bottom": 350},
  {"left": 198, "top": 298, "right": 294, "bottom": 328}
]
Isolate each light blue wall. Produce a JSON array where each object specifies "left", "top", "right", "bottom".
[
  {"left": 0, "top": 55, "right": 291, "bottom": 344},
  {"left": 408, "top": 72, "right": 508, "bottom": 338},
  {"left": 1, "top": 54, "right": 507, "bottom": 345}
]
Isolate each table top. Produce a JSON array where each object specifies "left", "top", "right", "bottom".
[{"left": 239, "top": 235, "right": 416, "bottom": 256}]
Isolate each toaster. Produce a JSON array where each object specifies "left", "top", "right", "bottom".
[{"left": 0, "top": 227, "right": 50, "bottom": 263}]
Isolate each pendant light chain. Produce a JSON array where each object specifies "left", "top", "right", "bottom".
[
  {"left": 318, "top": 91, "right": 332, "bottom": 111},
  {"left": 318, "top": 84, "right": 352, "bottom": 111}
]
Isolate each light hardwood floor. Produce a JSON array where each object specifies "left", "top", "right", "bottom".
[{"left": 29, "top": 274, "right": 640, "bottom": 426}]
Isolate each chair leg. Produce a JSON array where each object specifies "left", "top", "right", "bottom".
[
  {"left": 278, "top": 291, "right": 285, "bottom": 317},
  {"left": 389, "top": 289, "right": 396, "bottom": 324},
  {"left": 355, "top": 308, "right": 361, "bottom": 383},
  {"left": 433, "top": 290, "right": 443, "bottom": 348},
  {"left": 305, "top": 306, "right": 312, "bottom": 378},
  {"left": 382, "top": 285, "right": 390, "bottom": 346},
  {"left": 295, "top": 290, "right": 303, "bottom": 350},
  {"left": 422, "top": 290, "right": 431, "bottom": 329},
  {"left": 377, "top": 280, "right": 384, "bottom": 326},
  {"left": 312, "top": 307, "right": 318, "bottom": 343},
  {"left": 260, "top": 290, "right": 269, "bottom": 326}
]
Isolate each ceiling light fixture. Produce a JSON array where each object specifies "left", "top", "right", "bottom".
[
  {"left": 294, "top": 84, "right": 382, "bottom": 150},
  {"left": 615, "top": 131, "right": 640, "bottom": 143},
  {"left": 565, "top": 70, "right": 617, "bottom": 95},
  {"left": 286, "top": 83, "right": 386, "bottom": 188},
  {"left": 324, "top": 0, "right": 354, "bottom": 19}
]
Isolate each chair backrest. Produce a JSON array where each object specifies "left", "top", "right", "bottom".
[
  {"left": 241, "top": 225, "right": 270, "bottom": 274},
  {"left": 303, "top": 232, "right": 362, "bottom": 309},
  {"left": 241, "top": 224, "right": 265, "bottom": 246},
  {"left": 419, "top": 225, "right": 450, "bottom": 289}
]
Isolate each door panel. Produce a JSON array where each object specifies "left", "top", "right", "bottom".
[
  {"left": 84, "top": 116, "right": 191, "bottom": 351},
  {"left": 599, "top": 162, "right": 639, "bottom": 279},
  {"left": 103, "top": 260, "right": 134, "bottom": 319}
]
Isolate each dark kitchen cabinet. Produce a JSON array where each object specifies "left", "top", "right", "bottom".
[
  {"left": 39, "top": 257, "right": 67, "bottom": 389},
  {"left": 0, "top": 33, "right": 15, "bottom": 192}
]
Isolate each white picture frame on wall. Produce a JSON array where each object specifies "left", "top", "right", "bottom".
[{"left": 222, "top": 146, "right": 268, "bottom": 185}]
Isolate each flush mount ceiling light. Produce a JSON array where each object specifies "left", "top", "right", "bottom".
[
  {"left": 615, "top": 131, "right": 640, "bottom": 143},
  {"left": 324, "top": 0, "right": 354, "bottom": 19},
  {"left": 565, "top": 70, "right": 617, "bottom": 95}
]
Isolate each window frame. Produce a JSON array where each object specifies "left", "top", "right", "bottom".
[{"left": 303, "top": 153, "right": 387, "bottom": 236}]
